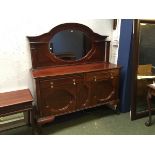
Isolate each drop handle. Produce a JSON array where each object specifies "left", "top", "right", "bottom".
[
  {"left": 110, "top": 73, "right": 114, "bottom": 79},
  {"left": 73, "top": 79, "right": 76, "bottom": 85},
  {"left": 50, "top": 82, "right": 54, "bottom": 88},
  {"left": 94, "top": 76, "right": 97, "bottom": 82},
  {"left": 45, "top": 105, "right": 49, "bottom": 108}
]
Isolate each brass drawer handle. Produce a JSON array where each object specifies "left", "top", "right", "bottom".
[
  {"left": 73, "top": 79, "right": 76, "bottom": 85},
  {"left": 51, "top": 82, "right": 54, "bottom": 88}
]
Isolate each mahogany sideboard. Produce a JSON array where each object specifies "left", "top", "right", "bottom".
[{"left": 27, "top": 23, "right": 121, "bottom": 133}]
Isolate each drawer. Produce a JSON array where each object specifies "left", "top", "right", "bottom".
[
  {"left": 110, "top": 69, "right": 120, "bottom": 76},
  {"left": 85, "top": 69, "right": 119, "bottom": 81},
  {"left": 40, "top": 75, "right": 83, "bottom": 88},
  {"left": 0, "top": 102, "right": 32, "bottom": 116}
]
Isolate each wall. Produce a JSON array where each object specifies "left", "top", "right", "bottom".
[
  {"left": 110, "top": 20, "right": 121, "bottom": 64},
  {"left": 0, "top": 18, "right": 114, "bottom": 97}
]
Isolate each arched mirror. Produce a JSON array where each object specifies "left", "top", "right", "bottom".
[
  {"left": 131, "top": 19, "right": 155, "bottom": 120},
  {"left": 49, "top": 29, "right": 92, "bottom": 61},
  {"left": 27, "top": 23, "right": 109, "bottom": 69}
]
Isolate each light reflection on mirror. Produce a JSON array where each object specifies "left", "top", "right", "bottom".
[
  {"left": 136, "top": 23, "right": 155, "bottom": 112},
  {"left": 49, "top": 30, "right": 92, "bottom": 61}
]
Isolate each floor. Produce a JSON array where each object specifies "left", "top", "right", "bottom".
[{"left": 1, "top": 106, "right": 155, "bottom": 135}]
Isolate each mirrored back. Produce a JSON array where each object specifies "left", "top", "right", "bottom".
[
  {"left": 27, "top": 23, "right": 109, "bottom": 69},
  {"left": 49, "top": 29, "right": 92, "bottom": 61}
]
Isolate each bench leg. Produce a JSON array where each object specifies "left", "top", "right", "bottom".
[
  {"left": 145, "top": 89, "right": 152, "bottom": 126},
  {"left": 28, "top": 109, "right": 39, "bottom": 134}
]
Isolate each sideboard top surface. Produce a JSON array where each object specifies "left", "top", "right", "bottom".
[{"left": 32, "top": 62, "right": 120, "bottom": 78}]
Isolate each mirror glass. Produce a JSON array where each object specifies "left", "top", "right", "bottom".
[
  {"left": 136, "top": 22, "right": 155, "bottom": 112},
  {"left": 49, "top": 29, "right": 92, "bottom": 61}
]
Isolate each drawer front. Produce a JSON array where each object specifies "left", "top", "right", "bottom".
[
  {"left": 85, "top": 69, "right": 119, "bottom": 81},
  {"left": 39, "top": 75, "right": 83, "bottom": 89},
  {"left": 110, "top": 69, "right": 120, "bottom": 76},
  {"left": 0, "top": 102, "right": 32, "bottom": 116}
]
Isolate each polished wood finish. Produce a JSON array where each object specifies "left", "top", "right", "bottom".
[
  {"left": 32, "top": 62, "right": 119, "bottom": 78},
  {"left": 0, "top": 89, "right": 32, "bottom": 108},
  {"left": 27, "top": 23, "right": 109, "bottom": 69},
  {"left": 0, "top": 89, "right": 34, "bottom": 133},
  {"left": 37, "top": 66, "right": 120, "bottom": 118},
  {"left": 131, "top": 19, "right": 155, "bottom": 120},
  {"left": 131, "top": 19, "right": 140, "bottom": 120},
  {"left": 27, "top": 23, "right": 120, "bottom": 133}
]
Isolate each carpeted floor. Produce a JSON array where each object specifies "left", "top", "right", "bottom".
[{"left": 0, "top": 106, "right": 155, "bottom": 135}]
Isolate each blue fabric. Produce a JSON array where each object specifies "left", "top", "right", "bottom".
[{"left": 117, "top": 19, "right": 133, "bottom": 112}]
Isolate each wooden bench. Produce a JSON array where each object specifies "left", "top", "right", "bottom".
[{"left": 0, "top": 89, "right": 34, "bottom": 133}]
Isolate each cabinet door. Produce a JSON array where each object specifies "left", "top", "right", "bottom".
[
  {"left": 93, "top": 78, "right": 118, "bottom": 104},
  {"left": 85, "top": 69, "right": 119, "bottom": 106},
  {"left": 76, "top": 81, "right": 92, "bottom": 109},
  {"left": 39, "top": 77, "right": 79, "bottom": 117}
]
